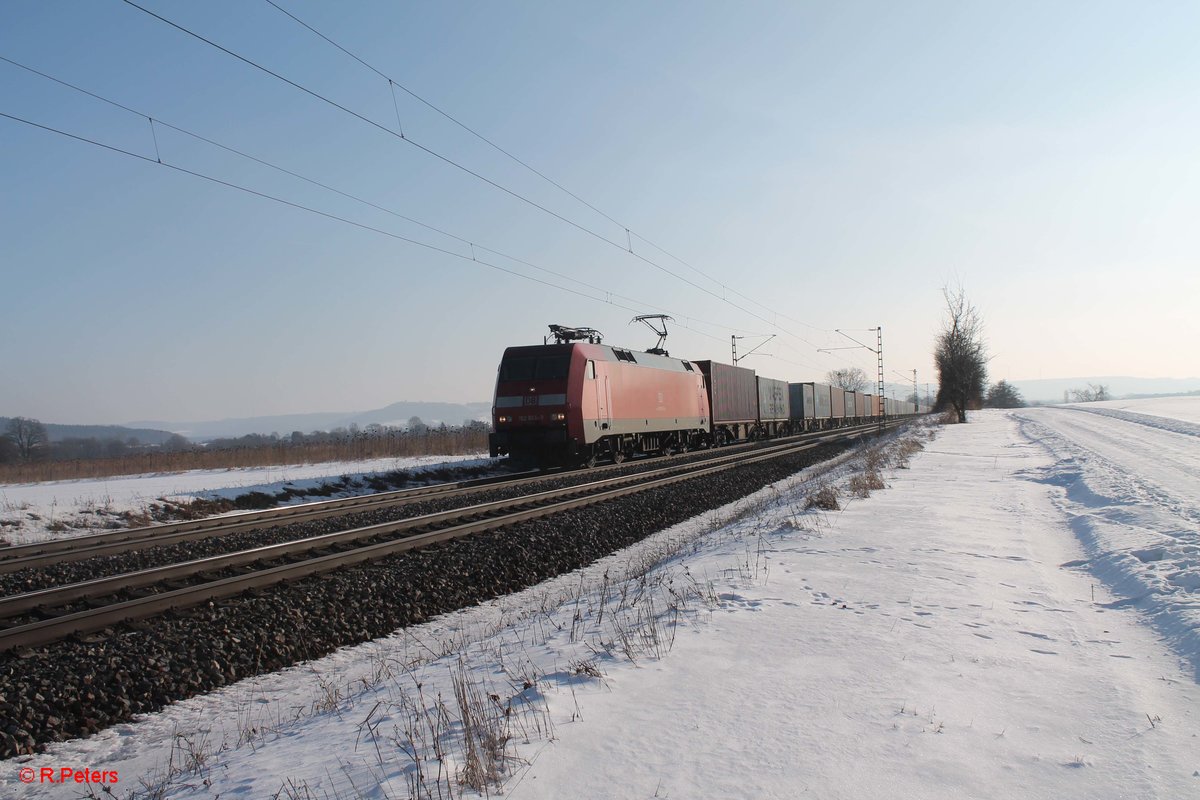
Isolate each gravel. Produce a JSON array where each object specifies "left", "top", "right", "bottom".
[{"left": 0, "top": 440, "right": 853, "bottom": 758}]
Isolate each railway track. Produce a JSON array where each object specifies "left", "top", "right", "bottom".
[
  {"left": 0, "top": 467, "right": 544, "bottom": 572},
  {"left": 0, "top": 430, "right": 790, "bottom": 573},
  {"left": 0, "top": 421, "right": 897, "bottom": 653},
  {"left": 0, "top": 423, "right": 878, "bottom": 574}
]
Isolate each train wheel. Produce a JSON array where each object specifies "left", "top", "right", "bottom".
[
  {"left": 612, "top": 449, "right": 627, "bottom": 465},
  {"left": 582, "top": 449, "right": 598, "bottom": 469}
]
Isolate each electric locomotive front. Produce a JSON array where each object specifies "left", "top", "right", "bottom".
[
  {"left": 489, "top": 343, "right": 585, "bottom": 466},
  {"left": 489, "top": 337, "right": 711, "bottom": 467}
]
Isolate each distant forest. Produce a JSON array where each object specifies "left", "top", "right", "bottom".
[{"left": 0, "top": 416, "right": 490, "bottom": 482}]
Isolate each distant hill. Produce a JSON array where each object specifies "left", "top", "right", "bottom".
[
  {"left": 129, "top": 400, "right": 493, "bottom": 441},
  {"left": 0, "top": 417, "right": 181, "bottom": 445}
]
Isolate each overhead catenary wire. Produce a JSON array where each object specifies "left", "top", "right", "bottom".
[
  {"left": 1, "top": 105, "right": 773, "bottom": 355},
  {"left": 120, "top": 0, "right": 850, "bottom": 364},
  {"left": 261, "top": 0, "right": 840, "bottom": 342},
  {"left": 1, "top": 109, "right": 834, "bottom": 376},
  {"left": 0, "top": 110, "right": 644, "bottom": 313},
  {"left": 0, "top": 54, "right": 775, "bottom": 349}
]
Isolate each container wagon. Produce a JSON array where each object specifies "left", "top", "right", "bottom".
[
  {"left": 756, "top": 375, "right": 791, "bottom": 437},
  {"left": 694, "top": 360, "right": 758, "bottom": 445},
  {"left": 788, "top": 382, "right": 815, "bottom": 432},
  {"left": 830, "top": 387, "right": 847, "bottom": 424}
]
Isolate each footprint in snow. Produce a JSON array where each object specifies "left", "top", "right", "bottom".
[{"left": 1030, "top": 649, "right": 1058, "bottom": 655}]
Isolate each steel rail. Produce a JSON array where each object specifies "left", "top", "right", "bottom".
[
  {"left": 0, "top": 422, "right": 900, "bottom": 652},
  {"left": 0, "top": 423, "right": 885, "bottom": 618},
  {"left": 0, "top": 435, "right": 820, "bottom": 619},
  {"left": 0, "top": 468, "right": 541, "bottom": 569},
  {"left": 0, "top": 421, "right": 892, "bottom": 573}
]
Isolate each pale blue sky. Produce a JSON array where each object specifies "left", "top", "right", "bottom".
[{"left": 2, "top": 1, "right": 1197, "bottom": 424}]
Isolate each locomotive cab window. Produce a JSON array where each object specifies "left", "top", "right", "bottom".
[
  {"left": 500, "top": 355, "right": 570, "bottom": 382},
  {"left": 534, "top": 356, "right": 570, "bottom": 380},
  {"left": 499, "top": 357, "right": 536, "bottom": 382},
  {"left": 586, "top": 360, "right": 596, "bottom": 380}
]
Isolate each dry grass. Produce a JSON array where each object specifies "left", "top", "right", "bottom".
[
  {"left": 847, "top": 469, "right": 886, "bottom": 498},
  {"left": 804, "top": 483, "right": 841, "bottom": 511}
]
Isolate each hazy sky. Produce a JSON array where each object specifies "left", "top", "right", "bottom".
[{"left": 2, "top": 1, "right": 1197, "bottom": 424}]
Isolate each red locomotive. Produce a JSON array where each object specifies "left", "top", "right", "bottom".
[{"left": 488, "top": 325, "right": 709, "bottom": 467}]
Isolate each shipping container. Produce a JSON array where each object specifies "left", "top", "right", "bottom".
[
  {"left": 787, "top": 383, "right": 815, "bottom": 420},
  {"left": 757, "top": 376, "right": 790, "bottom": 422},
  {"left": 830, "top": 386, "right": 847, "bottom": 418},
  {"left": 858, "top": 393, "right": 870, "bottom": 417},
  {"left": 812, "top": 383, "right": 833, "bottom": 418},
  {"left": 694, "top": 361, "right": 758, "bottom": 423}
]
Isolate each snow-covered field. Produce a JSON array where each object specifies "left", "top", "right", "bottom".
[
  {"left": 5, "top": 399, "right": 1200, "bottom": 799},
  {"left": 1064, "top": 395, "right": 1200, "bottom": 426},
  {"left": 0, "top": 455, "right": 492, "bottom": 545}
]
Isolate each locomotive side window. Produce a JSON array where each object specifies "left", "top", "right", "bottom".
[
  {"left": 499, "top": 357, "right": 536, "bottom": 382},
  {"left": 586, "top": 360, "right": 596, "bottom": 380},
  {"left": 535, "top": 356, "right": 571, "bottom": 380}
]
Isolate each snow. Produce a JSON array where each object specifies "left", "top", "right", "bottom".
[
  {"left": 1064, "top": 395, "right": 1200, "bottom": 426},
  {"left": 4, "top": 401, "right": 1200, "bottom": 798},
  {"left": 1016, "top": 402, "right": 1200, "bottom": 677},
  {"left": 0, "top": 455, "right": 493, "bottom": 545}
]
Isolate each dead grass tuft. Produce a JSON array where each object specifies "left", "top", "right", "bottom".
[
  {"left": 804, "top": 483, "right": 841, "bottom": 511},
  {"left": 847, "top": 469, "right": 886, "bottom": 498}
]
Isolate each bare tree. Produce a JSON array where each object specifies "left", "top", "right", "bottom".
[
  {"left": 1068, "top": 383, "right": 1110, "bottom": 403},
  {"left": 6, "top": 416, "right": 48, "bottom": 461},
  {"left": 0, "top": 434, "right": 17, "bottom": 465},
  {"left": 934, "top": 287, "right": 988, "bottom": 422},
  {"left": 826, "top": 367, "right": 869, "bottom": 392}
]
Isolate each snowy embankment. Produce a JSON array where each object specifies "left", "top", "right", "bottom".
[
  {"left": 0, "top": 455, "right": 493, "bottom": 545},
  {"left": 5, "top": 406, "right": 1199, "bottom": 799}
]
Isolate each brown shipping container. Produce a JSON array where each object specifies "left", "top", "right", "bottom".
[
  {"left": 859, "top": 393, "right": 870, "bottom": 417},
  {"left": 830, "top": 386, "right": 847, "bottom": 417},
  {"left": 695, "top": 361, "right": 758, "bottom": 423},
  {"left": 757, "top": 376, "right": 790, "bottom": 422}
]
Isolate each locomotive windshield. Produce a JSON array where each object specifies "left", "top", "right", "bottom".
[{"left": 499, "top": 355, "right": 571, "bottom": 382}]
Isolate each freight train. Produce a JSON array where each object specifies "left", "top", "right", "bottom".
[{"left": 488, "top": 325, "right": 928, "bottom": 467}]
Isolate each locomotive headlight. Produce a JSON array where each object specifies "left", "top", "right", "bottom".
[
  {"left": 551, "top": 412, "right": 567, "bottom": 422},
  {"left": 497, "top": 415, "right": 511, "bottom": 423}
]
